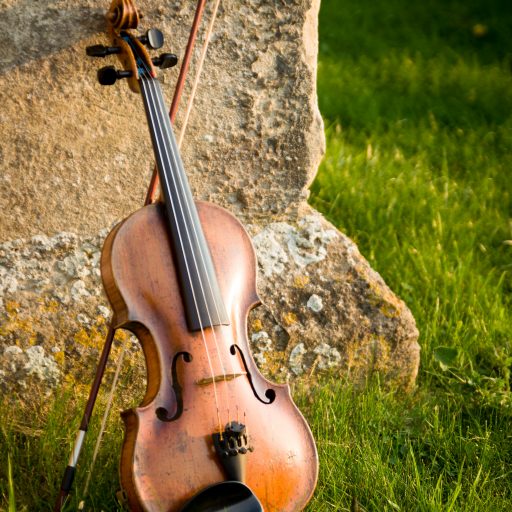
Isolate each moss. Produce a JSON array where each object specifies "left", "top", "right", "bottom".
[
  {"left": 41, "top": 299, "right": 60, "bottom": 314},
  {"left": 1, "top": 300, "right": 36, "bottom": 344},
  {"left": 54, "top": 351, "right": 65, "bottom": 366},
  {"left": 4, "top": 300, "right": 20, "bottom": 316},
  {"left": 73, "top": 326, "right": 108, "bottom": 351},
  {"left": 257, "top": 350, "right": 289, "bottom": 383},
  {"left": 380, "top": 301, "right": 400, "bottom": 319}
]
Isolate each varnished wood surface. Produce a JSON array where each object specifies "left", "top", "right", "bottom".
[{"left": 101, "top": 202, "right": 318, "bottom": 512}]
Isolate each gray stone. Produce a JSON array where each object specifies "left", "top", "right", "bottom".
[
  {"left": 307, "top": 294, "right": 323, "bottom": 313},
  {"left": 0, "top": 344, "right": 60, "bottom": 392},
  {"left": 251, "top": 331, "right": 273, "bottom": 352},
  {"left": 252, "top": 352, "right": 267, "bottom": 366},
  {"left": 313, "top": 343, "right": 341, "bottom": 370},
  {"left": 289, "top": 343, "right": 307, "bottom": 376},
  {"left": 252, "top": 216, "right": 337, "bottom": 277},
  {"left": 0, "top": 0, "right": 420, "bottom": 394},
  {"left": 252, "top": 208, "right": 420, "bottom": 389},
  {"left": 24, "top": 345, "right": 60, "bottom": 385},
  {"left": 4, "top": 346, "right": 23, "bottom": 356},
  {"left": 77, "top": 313, "right": 92, "bottom": 326},
  {"left": 97, "top": 305, "right": 110, "bottom": 319},
  {"left": 70, "top": 279, "right": 91, "bottom": 301}
]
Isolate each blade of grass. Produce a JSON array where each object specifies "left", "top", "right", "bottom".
[{"left": 8, "top": 454, "right": 16, "bottom": 512}]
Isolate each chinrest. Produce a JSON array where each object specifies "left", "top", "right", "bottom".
[{"left": 180, "top": 481, "right": 263, "bottom": 512}]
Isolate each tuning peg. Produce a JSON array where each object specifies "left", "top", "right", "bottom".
[
  {"left": 152, "top": 53, "right": 178, "bottom": 69},
  {"left": 138, "top": 28, "right": 164, "bottom": 49},
  {"left": 97, "top": 66, "right": 132, "bottom": 85},
  {"left": 86, "top": 45, "right": 121, "bottom": 58}
]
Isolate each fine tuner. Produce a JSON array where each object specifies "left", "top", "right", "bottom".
[{"left": 86, "top": 27, "right": 178, "bottom": 86}]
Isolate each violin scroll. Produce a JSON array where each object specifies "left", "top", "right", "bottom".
[
  {"left": 106, "top": 0, "right": 140, "bottom": 31},
  {"left": 86, "top": 0, "right": 177, "bottom": 92}
]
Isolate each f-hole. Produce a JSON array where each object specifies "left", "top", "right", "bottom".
[
  {"left": 230, "top": 345, "right": 276, "bottom": 404},
  {"left": 156, "top": 351, "right": 193, "bottom": 422}
]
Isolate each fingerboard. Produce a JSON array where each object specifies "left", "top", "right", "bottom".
[{"left": 139, "top": 76, "right": 229, "bottom": 331}]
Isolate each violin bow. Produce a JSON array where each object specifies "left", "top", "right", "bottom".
[
  {"left": 145, "top": 0, "right": 222, "bottom": 204},
  {"left": 54, "top": 1, "right": 220, "bottom": 509}
]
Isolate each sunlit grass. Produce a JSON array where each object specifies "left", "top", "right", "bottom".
[{"left": 301, "top": 380, "right": 511, "bottom": 511}]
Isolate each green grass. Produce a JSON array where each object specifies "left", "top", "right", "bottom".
[
  {"left": 305, "top": 0, "right": 512, "bottom": 509},
  {"left": 0, "top": 385, "right": 127, "bottom": 510},
  {"left": 313, "top": 0, "right": 512, "bottom": 391},
  {"left": 2, "top": 0, "right": 512, "bottom": 510},
  {"left": 302, "top": 381, "right": 512, "bottom": 511}
]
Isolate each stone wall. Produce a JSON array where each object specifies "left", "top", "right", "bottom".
[{"left": 0, "top": 0, "right": 419, "bottom": 394}]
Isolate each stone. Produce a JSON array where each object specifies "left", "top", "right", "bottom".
[
  {"left": 24, "top": 345, "right": 60, "bottom": 385},
  {"left": 250, "top": 330, "right": 273, "bottom": 367},
  {"left": 0, "top": 0, "right": 419, "bottom": 394},
  {"left": 97, "top": 305, "right": 110, "bottom": 319},
  {"left": 252, "top": 216, "right": 337, "bottom": 277},
  {"left": 0, "top": 344, "right": 60, "bottom": 392},
  {"left": 251, "top": 209, "right": 419, "bottom": 388},
  {"left": 251, "top": 331, "right": 273, "bottom": 352},
  {"left": 307, "top": 294, "right": 323, "bottom": 313},
  {"left": 289, "top": 343, "right": 307, "bottom": 376},
  {"left": 313, "top": 343, "right": 341, "bottom": 370}
]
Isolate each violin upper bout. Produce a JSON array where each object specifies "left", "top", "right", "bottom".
[
  {"left": 100, "top": 218, "right": 129, "bottom": 326},
  {"left": 196, "top": 201, "right": 261, "bottom": 311},
  {"left": 101, "top": 201, "right": 260, "bottom": 332}
]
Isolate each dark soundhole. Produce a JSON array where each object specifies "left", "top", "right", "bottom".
[
  {"left": 156, "top": 351, "right": 192, "bottom": 422},
  {"left": 230, "top": 344, "right": 276, "bottom": 405}
]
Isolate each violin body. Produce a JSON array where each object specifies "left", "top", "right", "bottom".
[
  {"left": 53, "top": 1, "right": 319, "bottom": 510},
  {"left": 101, "top": 201, "right": 318, "bottom": 511}
]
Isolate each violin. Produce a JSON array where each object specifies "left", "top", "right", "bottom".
[{"left": 80, "top": 1, "right": 318, "bottom": 510}]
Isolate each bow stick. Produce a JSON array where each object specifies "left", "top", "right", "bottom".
[
  {"left": 54, "top": 1, "right": 220, "bottom": 509},
  {"left": 145, "top": 0, "right": 221, "bottom": 204}
]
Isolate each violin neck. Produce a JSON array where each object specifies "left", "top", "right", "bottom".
[{"left": 139, "top": 76, "right": 230, "bottom": 331}]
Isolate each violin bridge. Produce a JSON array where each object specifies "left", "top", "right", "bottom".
[{"left": 196, "top": 372, "right": 246, "bottom": 386}]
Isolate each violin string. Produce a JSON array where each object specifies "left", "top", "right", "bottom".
[
  {"left": 150, "top": 77, "right": 240, "bottom": 422},
  {"left": 152, "top": 0, "right": 243, "bottom": 425},
  {"left": 167, "top": 0, "right": 232, "bottom": 382},
  {"left": 140, "top": 72, "right": 224, "bottom": 432},
  {"left": 161, "top": 0, "right": 243, "bottom": 422},
  {"left": 141, "top": 74, "right": 223, "bottom": 431},
  {"left": 142, "top": 72, "right": 233, "bottom": 424}
]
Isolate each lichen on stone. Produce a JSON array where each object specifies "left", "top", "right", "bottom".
[
  {"left": 289, "top": 343, "right": 307, "bottom": 376},
  {"left": 252, "top": 215, "right": 336, "bottom": 277},
  {"left": 313, "top": 342, "right": 341, "bottom": 370},
  {"left": 0, "top": 344, "right": 60, "bottom": 392},
  {"left": 307, "top": 294, "right": 323, "bottom": 312}
]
